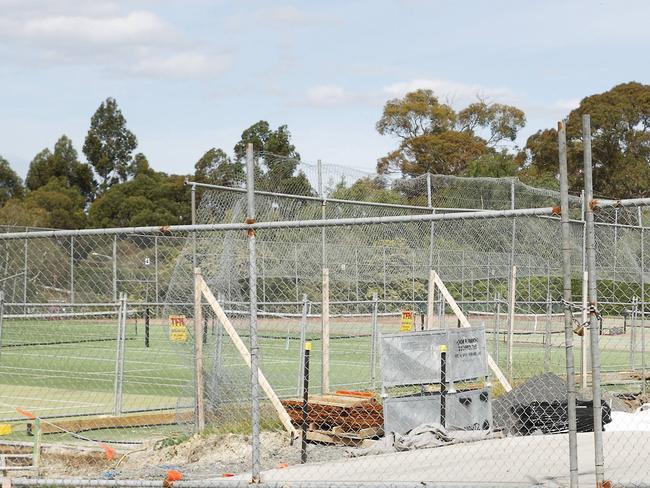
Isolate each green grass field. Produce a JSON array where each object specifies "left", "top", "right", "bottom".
[{"left": 0, "top": 313, "right": 647, "bottom": 443}]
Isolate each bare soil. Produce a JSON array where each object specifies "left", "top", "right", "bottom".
[{"left": 12, "top": 432, "right": 347, "bottom": 481}]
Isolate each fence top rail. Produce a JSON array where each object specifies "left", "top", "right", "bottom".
[{"left": 0, "top": 205, "right": 560, "bottom": 240}]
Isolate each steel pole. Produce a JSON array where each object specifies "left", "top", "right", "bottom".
[
  {"left": 154, "top": 236, "right": 159, "bottom": 307},
  {"left": 191, "top": 184, "right": 197, "bottom": 268},
  {"left": 23, "top": 235, "right": 27, "bottom": 312},
  {"left": 510, "top": 179, "right": 516, "bottom": 270},
  {"left": 583, "top": 114, "right": 605, "bottom": 485},
  {"left": 297, "top": 294, "right": 309, "bottom": 395},
  {"left": 70, "top": 237, "right": 74, "bottom": 304},
  {"left": 639, "top": 207, "right": 647, "bottom": 394},
  {"left": 112, "top": 236, "right": 117, "bottom": 302},
  {"left": 0, "top": 291, "right": 4, "bottom": 360},
  {"left": 113, "top": 293, "right": 127, "bottom": 416},
  {"left": 370, "top": 291, "right": 379, "bottom": 389},
  {"left": 246, "top": 143, "right": 261, "bottom": 482},
  {"left": 558, "top": 120, "right": 579, "bottom": 488}
]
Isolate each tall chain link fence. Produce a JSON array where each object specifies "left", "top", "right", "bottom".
[{"left": 0, "top": 154, "right": 649, "bottom": 486}]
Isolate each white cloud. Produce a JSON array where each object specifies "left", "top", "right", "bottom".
[
  {"left": 0, "top": 0, "right": 120, "bottom": 18},
  {"left": 382, "top": 78, "right": 517, "bottom": 107},
  {"left": 0, "top": 4, "right": 232, "bottom": 81},
  {"left": 8, "top": 11, "right": 175, "bottom": 45},
  {"left": 130, "top": 51, "right": 230, "bottom": 79},
  {"left": 301, "top": 78, "right": 519, "bottom": 109}
]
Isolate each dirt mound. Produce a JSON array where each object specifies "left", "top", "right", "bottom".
[{"left": 22, "top": 431, "right": 346, "bottom": 481}]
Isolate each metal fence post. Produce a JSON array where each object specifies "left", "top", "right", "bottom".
[
  {"left": 427, "top": 173, "right": 435, "bottom": 272},
  {"left": 154, "top": 235, "right": 159, "bottom": 305},
  {"left": 581, "top": 189, "right": 589, "bottom": 388},
  {"left": 559, "top": 120, "right": 579, "bottom": 488},
  {"left": 544, "top": 291, "right": 552, "bottom": 372},
  {"left": 640, "top": 207, "right": 647, "bottom": 395},
  {"left": 191, "top": 183, "right": 197, "bottom": 269},
  {"left": 113, "top": 293, "right": 127, "bottom": 416},
  {"left": 494, "top": 293, "right": 501, "bottom": 363},
  {"left": 294, "top": 243, "right": 299, "bottom": 302},
  {"left": 631, "top": 297, "right": 638, "bottom": 371},
  {"left": 583, "top": 113, "right": 605, "bottom": 485},
  {"left": 0, "top": 291, "right": 4, "bottom": 360},
  {"left": 297, "top": 294, "right": 309, "bottom": 395},
  {"left": 507, "top": 265, "right": 517, "bottom": 380},
  {"left": 582, "top": 270, "right": 589, "bottom": 387},
  {"left": 510, "top": 179, "right": 516, "bottom": 271},
  {"left": 245, "top": 143, "right": 261, "bottom": 482},
  {"left": 23, "top": 234, "right": 27, "bottom": 311},
  {"left": 70, "top": 236, "right": 74, "bottom": 304},
  {"left": 212, "top": 292, "right": 225, "bottom": 404},
  {"left": 112, "top": 236, "right": 118, "bottom": 302},
  {"left": 318, "top": 160, "right": 330, "bottom": 369},
  {"left": 370, "top": 291, "right": 379, "bottom": 389},
  {"left": 322, "top": 268, "right": 330, "bottom": 394}
]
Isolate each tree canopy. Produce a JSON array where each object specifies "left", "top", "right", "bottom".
[
  {"left": 3, "top": 83, "right": 650, "bottom": 230},
  {"left": 26, "top": 135, "right": 95, "bottom": 200},
  {"left": 0, "top": 155, "right": 24, "bottom": 206},
  {"left": 519, "top": 82, "right": 650, "bottom": 198},
  {"left": 234, "top": 121, "right": 312, "bottom": 195},
  {"left": 88, "top": 170, "right": 190, "bottom": 228},
  {"left": 24, "top": 177, "right": 87, "bottom": 229},
  {"left": 194, "top": 148, "right": 244, "bottom": 187},
  {"left": 83, "top": 97, "right": 138, "bottom": 190},
  {"left": 376, "top": 89, "right": 525, "bottom": 176}
]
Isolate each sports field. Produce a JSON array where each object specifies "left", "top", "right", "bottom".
[{"left": 0, "top": 312, "right": 647, "bottom": 443}]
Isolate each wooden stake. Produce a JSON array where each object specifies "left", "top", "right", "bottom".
[
  {"left": 431, "top": 271, "right": 512, "bottom": 392},
  {"left": 197, "top": 275, "right": 297, "bottom": 437},
  {"left": 194, "top": 268, "right": 206, "bottom": 432}
]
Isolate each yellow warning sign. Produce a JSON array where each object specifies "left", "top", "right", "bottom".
[
  {"left": 400, "top": 310, "right": 414, "bottom": 332},
  {"left": 169, "top": 315, "right": 188, "bottom": 342}
]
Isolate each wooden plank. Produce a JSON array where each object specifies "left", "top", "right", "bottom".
[
  {"left": 322, "top": 268, "right": 330, "bottom": 394},
  {"left": 432, "top": 271, "right": 512, "bottom": 392},
  {"left": 331, "top": 426, "right": 382, "bottom": 439},
  {"left": 285, "top": 394, "right": 370, "bottom": 408},
  {"left": 193, "top": 268, "right": 206, "bottom": 432},
  {"left": 306, "top": 430, "right": 377, "bottom": 447},
  {"left": 198, "top": 276, "right": 297, "bottom": 438},
  {"left": 35, "top": 411, "right": 193, "bottom": 435},
  {"left": 306, "top": 430, "right": 363, "bottom": 447},
  {"left": 357, "top": 426, "right": 383, "bottom": 438}
]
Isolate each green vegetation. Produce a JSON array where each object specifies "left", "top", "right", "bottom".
[
  {"left": 0, "top": 313, "right": 641, "bottom": 445},
  {"left": 1, "top": 82, "right": 649, "bottom": 230}
]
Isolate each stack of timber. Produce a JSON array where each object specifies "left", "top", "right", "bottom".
[{"left": 281, "top": 391, "right": 383, "bottom": 447}]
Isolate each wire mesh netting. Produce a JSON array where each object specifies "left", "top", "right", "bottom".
[{"left": 1, "top": 159, "right": 650, "bottom": 486}]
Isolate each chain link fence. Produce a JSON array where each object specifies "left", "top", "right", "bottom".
[{"left": 0, "top": 154, "right": 650, "bottom": 486}]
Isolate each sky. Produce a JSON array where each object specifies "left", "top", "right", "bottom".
[{"left": 1, "top": 0, "right": 649, "bottom": 179}]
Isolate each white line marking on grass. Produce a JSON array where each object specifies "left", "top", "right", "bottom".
[{"left": 6, "top": 395, "right": 102, "bottom": 406}]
